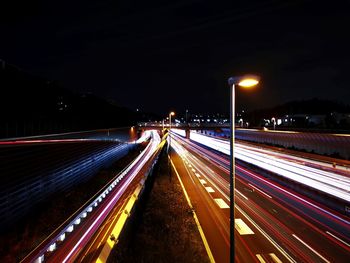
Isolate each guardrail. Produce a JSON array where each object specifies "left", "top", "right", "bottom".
[
  {"left": 96, "top": 138, "right": 166, "bottom": 262},
  {"left": 21, "top": 132, "right": 162, "bottom": 263}
]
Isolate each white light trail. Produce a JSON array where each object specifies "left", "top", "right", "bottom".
[
  {"left": 61, "top": 131, "right": 160, "bottom": 262},
  {"left": 184, "top": 131, "right": 350, "bottom": 203}
]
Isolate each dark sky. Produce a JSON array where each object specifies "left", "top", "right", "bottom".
[{"left": 1, "top": 0, "right": 350, "bottom": 115}]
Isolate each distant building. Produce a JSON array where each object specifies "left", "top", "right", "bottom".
[
  {"left": 188, "top": 113, "right": 229, "bottom": 125},
  {"left": 264, "top": 114, "right": 327, "bottom": 128}
]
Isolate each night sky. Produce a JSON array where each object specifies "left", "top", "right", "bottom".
[{"left": 1, "top": 0, "right": 350, "bottom": 115}]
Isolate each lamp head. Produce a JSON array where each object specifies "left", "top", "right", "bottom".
[
  {"left": 228, "top": 75, "right": 260, "bottom": 88},
  {"left": 170, "top": 111, "right": 175, "bottom": 116}
]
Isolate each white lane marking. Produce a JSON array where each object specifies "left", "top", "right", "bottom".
[
  {"left": 200, "top": 179, "right": 207, "bottom": 185},
  {"left": 326, "top": 231, "right": 350, "bottom": 247},
  {"left": 206, "top": 167, "right": 215, "bottom": 174},
  {"left": 188, "top": 164, "right": 192, "bottom": 168},
  {"left": 269, "top": 253, "right": 282, "bottom": 263},
  {"left": 292, "top": 234, "right": 330, "bottom": 263},
  {"left": 214, "top": 198, "right": 229, "bottom": 209},
  {"left": 192, "top": 155, "right": 199, "bottom": 161},
  {"left": 195, "top": 173, "right": 201, "bottom": 177},
  {"left": 235, "top": 189, "right": 248, "bottom": 200},
  {"left": 205, "top": 187, "right": 215, "bottom": 193},
  {"left": 236, "top": 205, "right": 297, "bottom": 263},
  {"left": 188, "top": 155, "right": 229, "bottom": 201},
  {"left": 256, "top": 254, "right": 266, "bottom": 263},
  {"left": 191, "top": 168, "right": 196, "bottom": 172},
  {"left": 235, "top": 218, "right": 254, "bottom": 235},
  {"left": 248, "top": 183, "right": 272, "bottom": 199},
  {"left": 170, "top": 158, "right": 215, "bottom": 263}
]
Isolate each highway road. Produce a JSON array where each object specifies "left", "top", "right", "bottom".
[
  {"left": 22, "top": 130, "right": 162, "bottom": 263},
  {"left": 188, "top": 130, "right": 350, "bottom": 204},
  {"left": 170, "top": 131, "right": 350, "bottom": 262}
]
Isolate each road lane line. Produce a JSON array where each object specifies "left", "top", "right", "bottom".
[
  {"left": 235, "top": 189, "right": 248, "bottom": 200},
  {"left": 195, "top": 173, "right": 201, "bottom": 177},
  {"left": 214, "top": 198, "right": 230, "bottom": 209},
  {"left": 248, "top": 183, "right": 272, "bottom": 199},
  {"left": 200, "top": 179, "right": 207, "bottom": 185},
  {"left": 292, "top": 234, "right": 330, "bottom": 263},
  {"left": 256, "top": 254, "right": 266, "bottom": 263},
  {"left": 326, "top": 231, "right": 350, "bottom": 247},
  {"left": 170, "top": 156, "right": 215, "bottom": 263},
  {"left": 192, "top": 168, "right": 196, "bottom": 172},
  {"left": 235, "top": 218, "right": 254, "bottom": 235},
  {"left": 192, "top": 155, "right": 199, "bottom": 161},
  {"left": 269, "top": 253, "right": 282, "bottom": 263},
  {"left": 205, "top": 187, "right": 215, "bottom": 193},
  {"left": 236, "top": 205, "right": 297, "bottom": 263},
  {"left": 186, "top": 155, "right": 229, "bottom": 201}
]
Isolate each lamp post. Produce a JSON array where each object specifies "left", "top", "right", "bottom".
[
  {"left": 169, "top": 111, "right": 175, "bottom": 148},
  {"left": 228, "top": 75, "right": 259, "bottom": 263},
  {"left": 167, "top": 112, "right": 175, "bottom": 178}
]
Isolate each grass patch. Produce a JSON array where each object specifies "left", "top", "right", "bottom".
[{"left": 108, "top": 148, "right": 209, "bottom": 263}]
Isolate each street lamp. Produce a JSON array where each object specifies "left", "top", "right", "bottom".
[
  {"left": 272, "top": 117, "right": 276, "bottom": 130},
  {"left": 168, "top": 111, "right": 175, "bottom": 151},
  {"left": 169, "top": 111, "right": 175, "bottom": 129},
  {"left": 185, "top": 109, "right": 189, "bottom": 124},
  {"left": 228, "top": 75, "right": 259, "bottom": 263}
]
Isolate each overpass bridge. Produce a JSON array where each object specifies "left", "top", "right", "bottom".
[
  {"left": 137, "top": 122, "right": 229, "bottom": 139},
  {"left": 137, "top": 122, "right": 229, "bottom": 130}
]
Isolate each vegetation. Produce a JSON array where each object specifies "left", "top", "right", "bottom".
[
  {"left": 108, "top": 148, "right": 209, "bottom": 263},
  {"left": 0, "top": 63, "right": 158, "bottom": 138}
]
